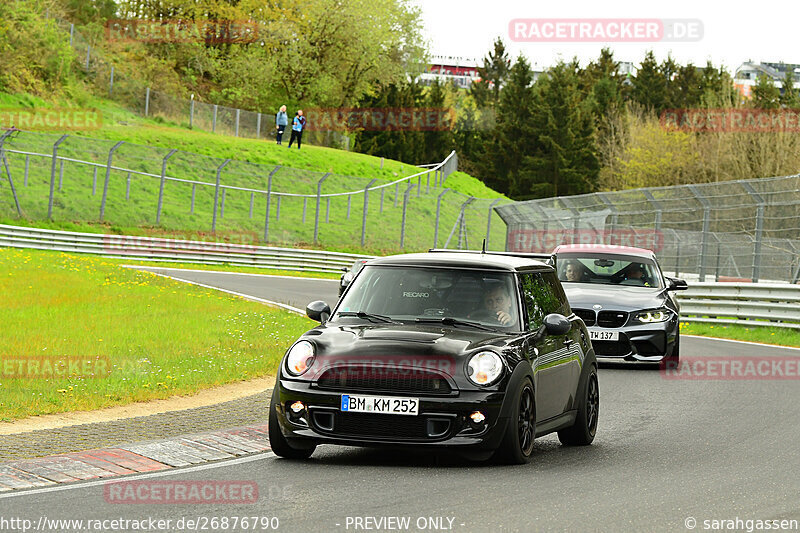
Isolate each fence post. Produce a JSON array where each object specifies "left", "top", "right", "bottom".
[
  {"left": 313, "top": 173, "right": 331, "bottom": 243},
  {"left": 433, "top": 189, "right": 450, "bottom": 248},
  {"left": 69, "top": 23, "right": 74, "bottom": 46},
  {"left": 256, "top": 113, "right": 261, "bottom": 139},
  {"left": 235, "top": 109, "right": 240, "bottom": 137},
  {"left": 263, "top": 165, "right": 281, "bottom": 242},
  {"left": 444, "top": 197, "right": 476, "bottom": 249},
  {"left": 417, "top": 175, "right": 421, "bottom": 197},
  {"left": 189, "top": 98, "right": 194, "bottom": 128},
  {"left": 47, "top": 135, "right": 69, "bottom": 219},
  {"left": 92, "top": 166, "right": 97, "bottom": 195},
  {"left": 24, "top": 155, "right": 29, "bottom": 187},
  {"left": 742, "top": 182, "right": 765, "bottom": 282},
  {"left": 212, "top": 105, "right": 218, "bottom": 132},
  {"left": 156, "top": 149, "right": 177, "bottom": 225},
  {"left": 125, "top": 172, "right": 131, "bottom": 200},
  {"left": 211, "top": 159, "right": 231, "bottom": 231},
  {"left": 485, "top": 199, "right": 501, "bottom": 250},
  {"left": 249, "top": 192, "right": 254, "bottom": 218},
  {"left": 99, "top": 140, "right": 124, "bottom": 222},
  {"left": 190, "top": 184, "right": 195, "bottom": 213},
  {"left": 361, "top": 179, "right": 378, "bottom": 247},
  {"left": 145, "top": 88, "right": 150, "bottom": 116},
  {"left": 302, "top": 197, "right": 307, "bottom": 224},
  {"left": 400, "top": 183, "right": 416, "bottom": 249},
  {"left": 346, "top": 194, "right": 351, "bottom": 220},
  {"left": 0, "top": 132, "right": 21, "bottom": 217},
  {"left": 426, "top": 170, "right": 431, "bottom": 193},
  {"left": 85, "top": 45, "right": 90, "bottom": 70},
  {"left": 688, "top": 185, "right": 711, "bottom": 282},
  {"left": 380, "top": 188, "right": 385, "bottom": 213},
  {"left": 109, "top": 66, "right": 114, "bottom": 96}
]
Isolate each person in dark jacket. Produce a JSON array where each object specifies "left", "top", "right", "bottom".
[
  {"left": 288, "top": 110, "right": 306, "bottom": 149},
  {"left": 275, "top": 105, "right": 288, "bottom": 145}
]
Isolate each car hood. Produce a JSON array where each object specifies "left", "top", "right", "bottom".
[
  {"left": 294, "top": 322, "right": 520, "bottom": 380},
  {"left": 563, "top": 284, "right": 667, "bottom": 312}
]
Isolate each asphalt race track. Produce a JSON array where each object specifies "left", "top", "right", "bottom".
[{"left": 4, "top": 270, "right": 799, "bottom": 532}]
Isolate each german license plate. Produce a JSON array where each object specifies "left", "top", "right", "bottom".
[
  {"left": 340, "top": 394, "right": 419, "bottom": 416},
  {"left": 589, "top": 329, "right": 619, "bottom": 341}
]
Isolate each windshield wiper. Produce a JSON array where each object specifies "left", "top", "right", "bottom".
[
  {"left": 415, "top": 317, "right": 500, "bottom": 332},
  {"left": 337, "top": 311, "right": 399, "bottom": 324}
]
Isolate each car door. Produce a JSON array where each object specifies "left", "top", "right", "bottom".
[{"left": 519, "top": 271, "right": 573, "bottom": 421}]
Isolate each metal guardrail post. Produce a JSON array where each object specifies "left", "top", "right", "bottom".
[
  {"left": 0, "top": 132, "right": 21, "bottom": 217},
  {"left": 99, "top": 140, "right": 124, "bottom": 222},
  {"left": 256, "top": 113, "right": 261, "bottom": 138},
  {"left": 145, "top": 88, "right": 150, "bottom": 116},
  {"left": 48, "top": 135, "right": 69, "bottom": 219},
  {"left": 485, "top": 199, "right": 501, "bottom": 249},
  {"left": 263, "top": 165, "right": 280, "bottom": 242},
  {"left": 433, "top": 189, "right": 450, "bottom": 248},
  {"left": 313, "top": 173, "right": 331, "bottom": 243},
  {"left": 380, "top": 188, "right": 385, "bottom": 213},
  {"left": 235, "top": 109, "right": 240, "bottom": 137},
  {"left": 741, "top": 182, "right": 765, "bottom": 282},
  {"left": 24, "top": 155, "right": 29, "bottom": 187},
  {"left": 109, "top": 66, "right": 114, "bottom": 96},
  {"left": 190, "top": 184, "right": 195, "bottom": 213},
  {"left": 211, "top": 159, "right": 231, "bottom": 231},
  {"left": 689, "top": 185, "right": 711, "bottom": 282},
  {"left": 400, "top": 183, "right": 416, "bottom": 249},
  {"left": 361, "top": 179, "right": 378, "bottom": 247},
  {"left": 302, "top": 198, "right": 307, "bottom": 224},
  {"left": 249, "top": 193, "right": 254, "bottom": 218},
  {"left": 156, "top": 149, "right": 178, "bottom": 225}
]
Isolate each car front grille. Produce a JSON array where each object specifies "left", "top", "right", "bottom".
[
  {"left": 312, "top": 412, "right": 451, "bottom": 441},
  {"left": 316, "top": 367, "right": 452, "bottom": 395},
  {"left": 592, "top": 339, "right": 632, "bottom": 357},
  {"left": 597, "top": 311, "right": 629, "bottom": 328},
  {"left": 572, "top": 308, "right": 595, "bottom": 326}
]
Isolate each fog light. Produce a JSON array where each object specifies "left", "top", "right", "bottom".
[
  {"left": 470, "top": 411, "right": 486, "bottom": 424},
  {"left": 290, "top": 401, "right": 305, "bottom": 413}
]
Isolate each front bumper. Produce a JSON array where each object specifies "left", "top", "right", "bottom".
[
  {"left": 273, "top": 379, "right": 511, "bottom": 451},
  {"left": 591, "top": 317, "right": 679, "bottom": 362}
]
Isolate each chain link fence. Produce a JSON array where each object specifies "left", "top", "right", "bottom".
[
  {"left": 496, "top": 175, "right": 800, "bottom": 283},
  {"left": 0, "top": 130, "right": 511, "bottom": 252}
]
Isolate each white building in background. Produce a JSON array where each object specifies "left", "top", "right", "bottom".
[
  {"left": 417, "top": 55, "right": 482, "bottom": 88},
  {"left": 734, "top": 61, "right": 800, "bottom": 99}
]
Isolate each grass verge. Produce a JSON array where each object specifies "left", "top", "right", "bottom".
[
  {"left": 680, "top": 321, "right": 800, "bottom": 348},
  {"left": 0, "top": 248, "right": 315, "bottom": 421}
]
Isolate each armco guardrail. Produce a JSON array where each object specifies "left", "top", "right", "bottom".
[
  {"left": 677, "top": 282, "right": 800, "bottom": 329},
  {"left": 0, "top": 224, "right": 373, "bottom": 273}
]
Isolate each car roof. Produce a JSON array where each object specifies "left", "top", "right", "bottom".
[
  {"left": 367, "top": 252, "right": 552, "bottom": 272},
  {"left": 553, "top": 243, "right": 656, "bottom": 259}
]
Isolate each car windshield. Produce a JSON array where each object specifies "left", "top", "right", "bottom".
[
  {"left": 333, "top": 266, "right": 521, "bottom": 330},
  {"left": 556, "top": 253, "right": 662, "bottom": 288}
]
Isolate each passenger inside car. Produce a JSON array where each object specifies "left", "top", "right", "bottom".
[
  {"left": 563, "top": 260, "right": 590, "bottom": 282},
  {"left": 620, "top": 264, "right": 650, "bottom": 286}
]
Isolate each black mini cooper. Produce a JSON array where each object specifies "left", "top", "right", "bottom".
[{"left": 269, "top": 251, "right": 599, "bottom": 464}]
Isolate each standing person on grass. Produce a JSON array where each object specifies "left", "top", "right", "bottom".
[
  {"left": 288, "top": 109, "right": 306, "bottom": 149},
  {"left": 275, "top": 105, "right": 288, "bottom": 145}
]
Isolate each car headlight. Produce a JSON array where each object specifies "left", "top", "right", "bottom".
[
  {"left": 285, "top": 341, "right": 315, "bottom": 376},
  {"left": 466, "top": 351, "right": 503, "bottom": 386},
  {"left": 634, "top": 309, "right": 672, "bottom": 323}
]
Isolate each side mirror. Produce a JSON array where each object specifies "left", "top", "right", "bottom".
[
  {"left": 543, "top": 313, "right": 571, "bottom": 336},
  {"left": 340, "top": 267, "right": 349, "bottom": 272},
  {"left": 306, "top": 301, "right": 331, "bottom": 323},
  {"left": 666, "top": 277, "right": 688, "bottom": 291}
]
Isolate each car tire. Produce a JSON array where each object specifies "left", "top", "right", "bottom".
[
  {"left": 494, "top": 379, "right": 536, "bottom": 464},
  {"left": 558, "top": 366, "right": 599, "bottom": 446},
  {"left": 268, "top": 387, "right": 316, "bottom": 459}
]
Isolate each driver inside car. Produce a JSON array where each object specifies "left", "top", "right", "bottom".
[{"left": 470, "top": 280, "right": 515, "bottom": 326}]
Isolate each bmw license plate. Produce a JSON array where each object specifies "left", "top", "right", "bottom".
[
  {"left": 589, "top": 329, "right": 619, "bottom": 341},
  {"left": 340, "top": 394, "right": 418, "bottom": 416}
]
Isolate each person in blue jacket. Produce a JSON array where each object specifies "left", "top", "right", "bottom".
[
  {"left": 288, "top": 110, "right": 306, "bottom": 149},
  {"left": 275, "top": 105, "right": 288, "bottom": 145}
]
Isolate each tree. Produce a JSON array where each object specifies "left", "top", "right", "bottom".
[
  {"left": 631, "top": 51, "right": 667, "bottom": 113},
  {"left": 470, "top": 37, "right": 510, "bottom": 109},
  {"left": 525, "top": 61, "right": 600, "bottom": 198},
  {"left": 751, "top": 74, "right": 781, "bottom": 109},
  {"left": 780, "top": 69, "right": 800, "bottom": 108}
]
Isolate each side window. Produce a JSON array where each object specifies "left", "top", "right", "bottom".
[
  {"left": 542, "top": 271, "right": 571, "bottom": 316},
  {"left": 520, "top": 272, "right": 562, "bottom": 330}
]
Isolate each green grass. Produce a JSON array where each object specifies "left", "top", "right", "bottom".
[
  {"left": 680, "top": 321, "right": 800, "bottom": 348},
  {"left": 0, "top": 248, "right": 315, "bottom": 421},
  {"left": 0, "top": 91, "right": 510, "bottom": 255}
]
